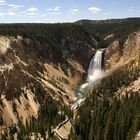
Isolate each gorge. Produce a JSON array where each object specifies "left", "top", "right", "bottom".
[{"left": 0, "top": 18, "right": 140, "bottom": 140}]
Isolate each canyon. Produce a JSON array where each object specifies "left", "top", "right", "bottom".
[{"left": 0, "top": 19, "right": 140, "bottom": 139}]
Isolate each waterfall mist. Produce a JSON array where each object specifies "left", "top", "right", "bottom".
[
  {"left": 87, "top": 50, "right": 104, "bottom": 84},
  {"left": 80, "top": 50, "right": 104, "bottom": 90},
  {"left": 71, "top": 50, "right": 105, "bottom": 110}
]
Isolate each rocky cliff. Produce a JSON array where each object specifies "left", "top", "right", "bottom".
[
  {"left": 105, "top": 31, "right": 140, "bottom": 98},
  {"left": 69, "top": 30, "right": 140, "bottom": 140},
  {"left": 105, "top": 31, "right": 140, "bottom": 73},
  {"left": 0, "top": 36, "right": 94, "bottom": 129},
  {"left": 0, "top": 23, "right": 140, "bottom": 139}
]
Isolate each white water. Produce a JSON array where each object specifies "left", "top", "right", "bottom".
[
  {"left": 87, "top": 50, "right": 104, "bottom": 84},
  {"left": 80, "top": 50, "right": 104, "bottom": 90},
  {"left": 71, "top": 50, "right": 104, "bottom": 110}
]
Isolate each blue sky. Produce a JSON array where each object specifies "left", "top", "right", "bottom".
[{"left": 0, "top": 0, "right": 140, "bottom": 23}]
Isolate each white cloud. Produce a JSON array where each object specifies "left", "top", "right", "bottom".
[
  {"left": 46, "top": 7, "right": 61, "bottom": 15},
  {"left": 41, "top": 14, "right": 46, "bottom": 17},
  {"left": 88, "top": 7, "right": 101, "bottom": 14},
  {"left": 8, "top": 4, "right": 24, "bottom": 13},
  {"left": 0, "top": 2, "right": 18, "bottom": 16},
  {"left": 69, "top": 8, "right": 79, "bottom": 15},
  {"left": 0, "top": 0, "right": 6, "bottom": 5},
  {"left": 27, "top": 7, "right": 39, "bottom": 12},
  {"left": 47, "top": 7, "right": 60, "bottom": 11},
  {"left": 25, "top": 7, "right": 39, "bottom": 16},
  {"left": 8, "top": 4, "right": 24, "bottom": 8},
  {"left": 7, "top": 11, "right": 16, "bottom": 16},
  {"left": 8, "top": 4, "right": 24, "bottom": 9},
  {"left": 0, "top": 12, "right": 4, "bottom": 16},
  {"left": 26, "top": 12, "right": 36, "bottom": 16},
  {"left": 127, "top": 7, "right": 140, "bottom": 14},
  {"left": 128, "top": 7, "right": 140, "bottom": 14},
  {"left": 0, "top": 11, "right": 16, "bottom": 16}
]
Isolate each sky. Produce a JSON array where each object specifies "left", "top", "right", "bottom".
[{"left": 0, "top": 0, "right": 140, "bottom": 23}]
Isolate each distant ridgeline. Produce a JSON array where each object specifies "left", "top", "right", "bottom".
[{"left": 0, "top": 18, "right": 140, "bottom": 49}]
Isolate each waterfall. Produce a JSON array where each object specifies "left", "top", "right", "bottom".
[
  {"left": 71, "top": 50, "right": 105, "bottom": 110},
  {"left": 80, "top": 50, "right": 104, "bottom": 89},
  {"left": 87, "top": 50, "right": 104, "bottom": 84}
]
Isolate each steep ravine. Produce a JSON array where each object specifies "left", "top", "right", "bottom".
[
  {"left": 69, "top": 31, "right": 140, "bottom": 140},
  {"left": 0, "top": 36, "right": 94, "bottom": 130},
  {"left": 0, "top": 30, "right": 140, "bottom": 139},
  {"left": 55, "top": 31, "right": 140, "bottom": 140}
]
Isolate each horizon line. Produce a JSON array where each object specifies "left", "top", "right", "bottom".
[{"left": 0, "top": 17, "right": 139, "bottom": 24}]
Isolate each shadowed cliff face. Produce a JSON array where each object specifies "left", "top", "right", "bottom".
[
  {"left": 62, "top": 39, "right": 95, "bottom": 69},
  {"left": 0, "top": 36, "right": 94, "bottom": 128}
]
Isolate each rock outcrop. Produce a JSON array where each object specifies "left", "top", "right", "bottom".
[
  {"left": 105, "top": 31, "right": 140, "bottom": 73},
  {"left": 104, "top": 31, "right": 140, "bottom": 99},
  {"left": 105, "top": 40, "right": 122, "bottom": 70},
  {"left": 0, "top": 36, "right": 94, "bottom": 129}
]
